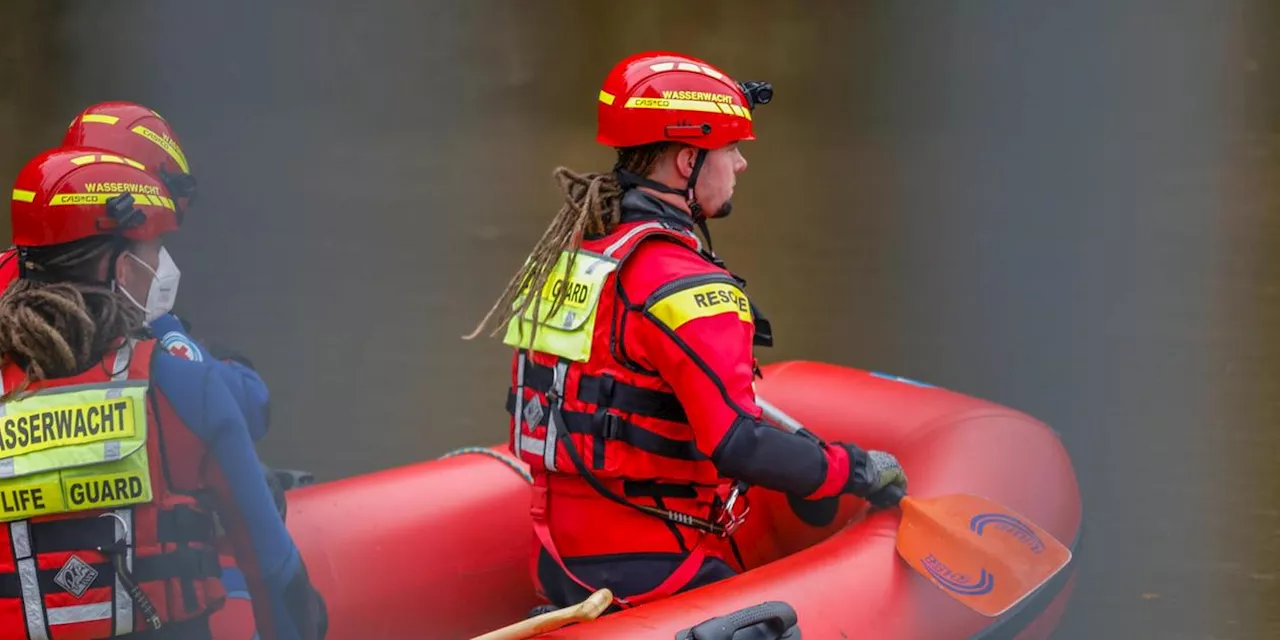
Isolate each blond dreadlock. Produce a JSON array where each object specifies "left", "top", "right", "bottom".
[
  {"left": 0, "top": 236, "right": 145, "bottom": 401},
  {"left": 465, "top": 143, "right": 672, "bottom": 344}
]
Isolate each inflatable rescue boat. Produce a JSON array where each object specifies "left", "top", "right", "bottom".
[{"left": 250, "top": 360, "right": 1082, "bottom": 639}]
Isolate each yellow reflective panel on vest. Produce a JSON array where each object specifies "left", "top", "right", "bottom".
[
  {"left": 64, "top": 465, "right": 152, "bottom": 511},
  {"left": 0, "top": 479, "right": 65, "bottom": 520},
  {"left": 0, "top": 393, "right": 138, "bottom": 459},
  {"left": 503, "top": 249, "right": 618, "bottom": 363},
  {"left": 649, "top": 281, "right": 753, "bottom": 331},
  {"left": 0, "top": 380, "right": 153, "bottom": 523}
]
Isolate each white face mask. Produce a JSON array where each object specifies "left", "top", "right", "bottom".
[{"left": 117, "top": 247, "right": 181, "bottom": 324}]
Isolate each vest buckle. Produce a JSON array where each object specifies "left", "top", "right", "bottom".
[
  {"left": 715, "top": 483, "right": 750, "bottom": 537},
  {"left": 598, "top": 413, "right": 623, "bottom": 441}
]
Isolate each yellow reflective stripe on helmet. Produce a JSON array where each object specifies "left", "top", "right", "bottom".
[
  {"left": 647, "top": 278, "right": 753, "bottom": 331},
  {"left": 80, "top": 114, "right": 120, "bottom": 125},
  {"left": 96, "top": 155, "right": 146, "bottom": 171},
  {"left": 11, "top": 190, "right": 35, "bottom": 204},
  {"left": 67, "top": 153, "right": 148, "bottom": 170},
  {"left": 599, "top": 90, "right": 616, "bottom": 106},
  {"left": 130, "top": 125, "right": 189, "bottom": 174},
  {"left": 623, "top": 96, "right": 751, "bottom": 121},
  {"left": 47, "top": 193, "right": 175, "bottom": 211}
]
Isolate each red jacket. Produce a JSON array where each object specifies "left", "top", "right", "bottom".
[{"left": 506, "top": 190, "right": 851, "bottom": 604}]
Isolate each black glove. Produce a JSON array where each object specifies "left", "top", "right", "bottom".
[
  {"left": 262, "top": 462, "right": 288, "bottom": 522},
  {"left": 835, "top": 442, "right": 907, "bottom": 508},
  {"left": 271, "top": 469, "right": 316, "bottom": 491}
]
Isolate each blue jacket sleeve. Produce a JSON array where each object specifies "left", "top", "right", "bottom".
[
  {"left": 153, "top": 352, "right": 323, "bottom": 640},
  {"left": 151, "top": 313, "right": 271, "bottom": 442}
]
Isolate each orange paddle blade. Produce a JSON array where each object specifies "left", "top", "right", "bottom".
[{"left": 894, "top": 493, "right": 1071, "bottom": 617}]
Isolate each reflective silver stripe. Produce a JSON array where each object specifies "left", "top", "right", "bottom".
[
  {"left": 543, "top": 361, "right": 569, "bottom": 473},
  {"left": 12, "top": 521, "right": 48, "bottom": 640},
  {"left": 48, "top": 602, "right": 112, "bottom": 626},
  {"left": 682, "top": 228, "right": 704, "bottom": 252},
  {"left": 16, "top": 380, "right": 147, "bottom": 400},
  {"left": 112, "top": 508, "right": 134, "bottom": 634},
  {"left": 513, "top": 353, "right": 526, "bottom": 456},
  {"left": 109, "top": 340, "right": 135, "bottom": 382},
  {"left": 0, "top": 458, "right": 14, "bottom": 478},
  {"left": 106, "top": 343, "right": 135, "bottom": 466},
  {"left": 11, "top": 521, "right": 30, "bottom": 559},
  {"left": 519, "top": 436, "right": 546, "bottom": 457},
  {"left": 603, "top": 222, "right": 667, "bottom": 258}
]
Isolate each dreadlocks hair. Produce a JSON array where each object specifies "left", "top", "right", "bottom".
[
  {"left": 0, "top": 235, "right": 146, "bottom": 401},
  {"left": 464, "top": 142, "right": 673, "bottom": 344}
]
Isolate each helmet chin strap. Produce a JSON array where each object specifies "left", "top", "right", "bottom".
[{"left": 614, "top": 148, "right": 724, "bottom": 263}]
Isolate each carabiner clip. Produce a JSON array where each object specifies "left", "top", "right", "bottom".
[
  {"left": 716, "top": 485, "right": 750, "bottom": 537},
  {"left": 96, "top": 513, "right": 163, "bottom": 630}
]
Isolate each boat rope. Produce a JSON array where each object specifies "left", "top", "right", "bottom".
[{"left": 437, "top": 446, "right": 533, "bottom": 484}]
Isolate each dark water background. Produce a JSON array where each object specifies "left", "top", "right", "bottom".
[{"left": 2, "top": 1, "right": 1277, "bottom": 637}]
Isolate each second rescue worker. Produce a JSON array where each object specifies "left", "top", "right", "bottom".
[
  {"left": 0, "top": 148, "right": 325, "bottom": 639},
  {"left": 467, "top": 50, "right": 908, "bottom": 609}
]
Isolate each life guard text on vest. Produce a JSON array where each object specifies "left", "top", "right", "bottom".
[
  {"left": 545, "top": 273, "right": 593, "bottom": 311},
  {"left": 0, "top": 468, "right": 151, "bottom": 521},
  {"left": 67, "top": 472, "right": 147, "bottom": 507},
  {"left": 0, "top": 398, "right": 137, "bottom": 458},
  {"left": 504, "top": 249, "right": 619, "bottom": 363},
  {"left": 648, "top": 280, "right": 753, "bottom": 331}
]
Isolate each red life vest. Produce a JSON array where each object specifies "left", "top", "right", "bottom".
[
  {"left": 0, "top": 339, "right": 225, "bottom": 640},
  {"left": 505, "top": 220, "right": 749, "bottom": 607}
]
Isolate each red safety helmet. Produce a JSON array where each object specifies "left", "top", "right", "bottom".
[
  {"left": 10, "top": 146, "right": 180, "bottom": 248},
  {"left": 62, "top": 101, "right": 197, "bottom": 219},
  {"left": 597, "top": 51, "right": 765, "bottom": 150}
]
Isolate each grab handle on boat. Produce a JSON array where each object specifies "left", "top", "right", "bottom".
[{"left": 674, "top": 601, "right": 800, "bottom": 640}]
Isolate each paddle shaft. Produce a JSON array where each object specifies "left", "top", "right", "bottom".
[
  {"left": 471, "top": 589, "right": 613, "bottom": 640},
  {"left": 755, "top": 397, "right": 822, "bottom": 445}
]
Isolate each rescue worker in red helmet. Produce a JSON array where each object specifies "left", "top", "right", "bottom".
[
  {"left": 0, "top": 147, "right": 325, "bottom": 639},
  {"left": 21, "top": 102, "right": 290, "bottom": 638},
  {"left": 0, "top": 102, "right": 192, "bottom": 288},
  {"left": 0, "top": 102, "right": 270, "bottom": 446},
  {"left": 467, "top": 51, "right": 908, "bottom": 610}
]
